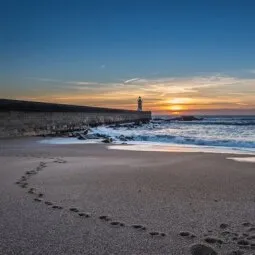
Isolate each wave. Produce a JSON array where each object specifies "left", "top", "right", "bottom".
[
  {"left": 153, "top": 116, "right": 255, "bottom": 126},
  {"left": 134, "top": 134, "right": 255, "bottom": 149},
  {"left": 92, "top": 116, "right": 255, "bottom": 150},
  {"left": 168, "top": 121, "right": 255, "bottom": 126}
]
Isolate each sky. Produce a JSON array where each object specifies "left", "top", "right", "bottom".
[{"left": 1, "top": 0, "right": 255, "bottom": 115}]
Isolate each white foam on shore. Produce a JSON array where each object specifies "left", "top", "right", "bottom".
[
  {"left": 227, "top": 157, "right": 255, "bottom": 163},
  {"left": 39, "top": 137, "right": 255, "bottom": 156},
  {"left": 40, "top": 138, "right": 102, "bottom": 144},
  {"left": 108, "top": 144, "right": 255, "bottom": 155}
]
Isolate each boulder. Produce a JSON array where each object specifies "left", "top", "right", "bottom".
[
  {"left": 77, "top": 133, "right": 87, "bottom": 140},
  {"left": 167, "top": 116, "right": 203, "bottom": 121},
  {"left": 102, "top": 138, "right": 113, "bottom": 143}
]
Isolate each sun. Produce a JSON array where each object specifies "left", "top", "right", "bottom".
[{"left": 169, "top": 105, "right": 183, "bottom": 111}]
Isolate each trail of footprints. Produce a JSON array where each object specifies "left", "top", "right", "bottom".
[
  {"left": 14, "top": 158, "right": 167, "bottom": 240},
  {"left": 15, "top": 157, "right": 255, "bottom": 254},
  {"left": 179, "top": 222, "right": 255, "bottom": 254}
]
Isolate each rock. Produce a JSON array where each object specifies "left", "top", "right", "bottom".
[
  {"left": 94, "top": 133, "right": 109, "bottom": 139},
  {"left": 190, "top": 244, "right": 217, "bottom": 255},
  {"left": 85, "top": 134, "right": 100, "bottom": 139},
  {"left": 119, "top": 135, "right": 128, "bottom": 141},
  {"left": 77, "top": 133, "right": 87, "bottom": 140},
  {"left": 102, "top": 138, "right": 113, "bottom": 143},
  {"left": 168, "top": 116, "right": 203, "bottom": 122},
  {"left": 83, "top": 128, "right": 89, "bottom": 135}
]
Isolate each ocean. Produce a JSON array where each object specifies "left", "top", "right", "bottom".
[{"left": 92, "top": 115, "right": 255, "bottom": 153}]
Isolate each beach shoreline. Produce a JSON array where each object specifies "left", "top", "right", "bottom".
[{"left": 0, "top": 137, "right": 255, "bottom": 254}]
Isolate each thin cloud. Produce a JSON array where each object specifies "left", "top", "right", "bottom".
[
  {"left": 123, "top": 78, "right": 140, "bottom": 84},
  {"left": 21, "top": 74, "right": 255, "bottom": 111}
]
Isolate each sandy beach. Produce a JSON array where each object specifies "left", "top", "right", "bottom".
[{"left": 0, "top": 137, "right": 255, "bottom": 255}]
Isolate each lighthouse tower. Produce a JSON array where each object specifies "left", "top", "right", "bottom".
[{"left": 137, "top": 96, "right": 142, "bottom": 111}]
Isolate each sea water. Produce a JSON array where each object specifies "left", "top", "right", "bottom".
[{"left": 92, "top": 116, "right": 255, "bottom": 154}]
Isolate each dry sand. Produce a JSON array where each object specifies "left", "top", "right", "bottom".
[{"left": 0, "top": 137, "right": 255, "bottom": 255}]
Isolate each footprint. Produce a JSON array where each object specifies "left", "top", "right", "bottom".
[
  {"left": 149, "top": 232, "right": 159, "bottom": 236},
  {"left": 34, "top": 198, "right": 42, "bottom": 202},
  {"left": 69, "top": 208, "right": 79, "bottom": 212},
  {"left": 132, "top": 225, "right": 146, "bottom": 231},
  {"left": 204, "top": 237, "right": 223, "bottom": 245},
  {"left": 227, "top": 251, "right": 244, "bottom": 255},
  {"left": 78, "top": 213, "right": 91, "bottom": 218},
  {"left": 179, "top": 231, "right": 196, "bottom": 238},
  {"left": 221, "top": 231, "right": 231, "bottom": 236},
  {"left": 21, "top": 183, "right": 28, "bottom": 188},
  {"left": 247, "top": 227, "right": 255, "bottom": 232},
  {"left": 110, "top": 221, "right": 121, "bottom": 226},
  {"left": 28, "top": 188, "right": 35, "bottom": 194},
  {"left": 52, "top": 205, "right": 63, "bottom": 209},
  {"left": 190, "top": 243, "right": 217, "bottom": 255},
  {"left": 45, "top": 201, "right": 53, "bottom": 205},
  {"left": 99, "top": 215, "right": 111, "bottom": 221},
  {"left": 242, "top": 222, "right": 252, "bottom": 227},
  {"left": 220, "top": 223, "right": 229, "bottom": 229},
  {"left": 237, "top": 240, "right": 250, "bottom": 246},
  {"left": 37, "top": 193, "right": 44, "bottom": 198},
  {"left": 108, "top": 221, "right": 125, "bottom": 227},
  {"left": 149, "top": 231, "right": 165, "bottom": 237}
]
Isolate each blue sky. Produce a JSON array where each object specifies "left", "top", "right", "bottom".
[{"left": 1, "top": 0, "right": 255, "bottom": 114}]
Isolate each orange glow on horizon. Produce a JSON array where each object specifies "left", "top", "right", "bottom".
[
  {"left": 169, "top": 105, "right": 184, "bottom": 111},
  {"left": 168, "top": 98, "right": 192, "bottom": 105}
]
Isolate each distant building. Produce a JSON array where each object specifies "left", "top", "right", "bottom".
[{"left": 137, "top": 96, "right": 142, "bottom": 111}]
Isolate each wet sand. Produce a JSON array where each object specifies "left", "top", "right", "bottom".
[{"left": 0, "top": 137, "right": 255, "bottom": 254}]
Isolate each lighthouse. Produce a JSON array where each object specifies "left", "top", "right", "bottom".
[{"left": 137, "top": 96, "right": 142, "bottom": 111}]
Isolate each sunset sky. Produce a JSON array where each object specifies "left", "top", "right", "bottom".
[{"left": 1, "top": 0, "right": 255, "bottom": 115}]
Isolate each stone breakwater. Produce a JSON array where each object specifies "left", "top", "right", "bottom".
[{"left": 0, "top": 99, "right": 151, "bottom": 137}]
